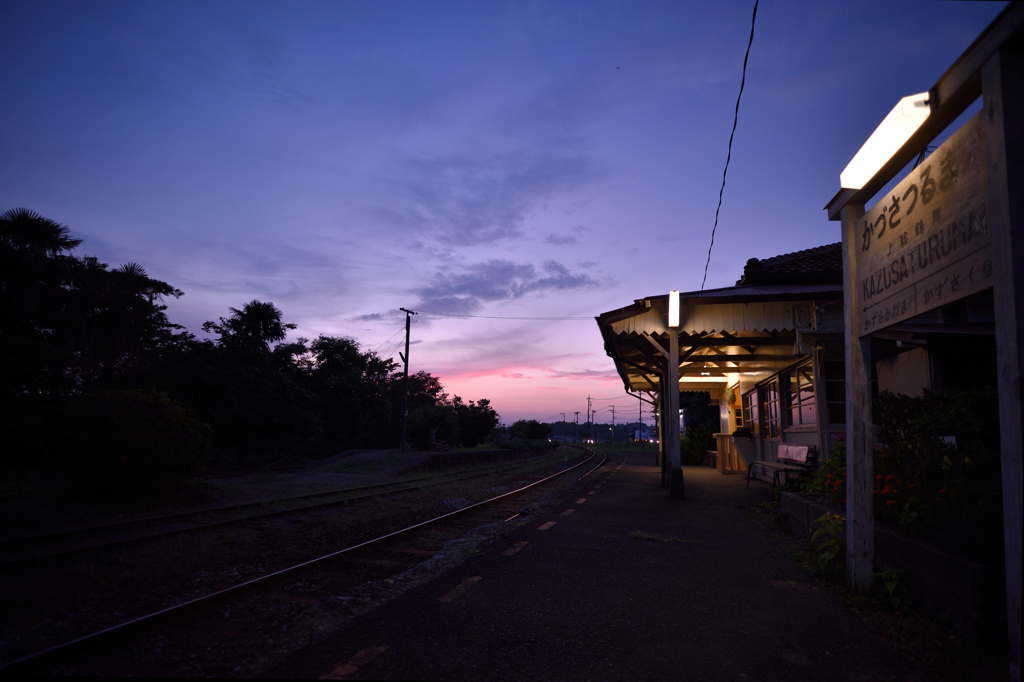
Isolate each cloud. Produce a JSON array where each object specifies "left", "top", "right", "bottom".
[
  {"left": 377, "top": 149, "right": 604, "bottom": 246},
  {"left": 501, "top": 372, "right": 532, "bottom": 379},
  {"left": 413, "top": 258, "right": 596, "bottom": 311},
  {"left": 545, "top": 233, "right": 577, "bottom": 245},
  {"left": 545, "top": 368, "right": 621, "bottom": 381}
]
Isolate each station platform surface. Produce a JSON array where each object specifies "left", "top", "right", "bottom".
[{"left": 271, "top": 451, "right": 901, "bottom": 681}]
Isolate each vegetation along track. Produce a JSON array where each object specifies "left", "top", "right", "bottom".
[
  {"left": 1, "top": 446, "right": 606, "bottom": 675},
  {"left": 0, "top": 450, "right": 574, "bottom": 566}
]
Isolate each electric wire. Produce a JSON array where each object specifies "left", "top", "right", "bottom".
[
  {"left": 371, "top": 326, "right": 406, "bottom": 355},
  {"left": 417, "top": 311, "right": 592, "bottom": 321},
  {"left": 701, "top": 0, "right": 759, "bottom": 290}
]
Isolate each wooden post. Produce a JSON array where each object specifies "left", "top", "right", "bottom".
[
  {"left": 667, "top": 329, "right": 684, "bottom": 498},
  {"left": 983, "top": 40, "right": 1023, "bottom": 681},
  {"left": 841, "top": 203, "right": 875, "bottom": 592},
  {"left": 659, "top": 376, "right": 667, "bottom": 477},
  {"left": 812, "top": 346, "right": 830, "bottom": 461}
]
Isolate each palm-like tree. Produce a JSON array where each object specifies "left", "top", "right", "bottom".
[
  {"left": 0, "top": 207, "right": 82, "bottom": 257},
  {"left": 204, "top": 300, "right": 296, "bottom": 352}
]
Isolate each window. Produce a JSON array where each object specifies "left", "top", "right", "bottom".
[
  {"left": 732, "top": 386, "right": 743, "bottom": 428},
  {"left": 742, "top": 390, "right": 758, "bottom": 435},
  {"left": 760, "top": 378, "right": 780, "bottom": 438},
  {"left": 824, "top": 361, "right": 846, "bottom": 424},
  {"left": 785, "top": 362, "right": 816, "bottom": 426}
]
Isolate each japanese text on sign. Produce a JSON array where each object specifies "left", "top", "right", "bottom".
[{"left": 856, "top": 113, "right": 991, "bottom": 335}]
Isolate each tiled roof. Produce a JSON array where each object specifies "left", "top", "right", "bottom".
[{"left": 736, "top": 242, "right": 843, "bottom": 285}]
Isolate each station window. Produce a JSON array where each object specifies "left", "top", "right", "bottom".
[
  {"left": 824, "top": 361, "right": 846, "bottom": 424},
  {"left": 742, "top": 390, "right": 758, "bottom": 435},
  {"left": 785, "top": 362, "right": 816, "bottom": 426},
  {"left": 760, "top": 378, "right": 781, "bottom": 439}
]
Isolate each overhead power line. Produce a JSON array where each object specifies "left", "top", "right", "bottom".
[
  {"left": 417, "top": 311, "right": 592, "bottom": 321},
  {"left": 701, "top": 0, "right": 759, "bottom": 290},
  {"left": 372, "top": 326, "right": 406, "bottom": 355}
]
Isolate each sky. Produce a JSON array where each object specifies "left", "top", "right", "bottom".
[{"left": 0, "top": 0, "right": 1007, "bottom": 424}]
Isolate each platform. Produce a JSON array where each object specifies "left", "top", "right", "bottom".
[{"left": 270, "top": 451, "right": 899, "bottom": 680}]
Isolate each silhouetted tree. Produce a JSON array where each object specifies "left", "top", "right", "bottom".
[
  {"left": 202, "top": 299, "right": 295, "bottom": 354},
  {"left": 509, "top": 419, "right": 551, "bottom": 440}
]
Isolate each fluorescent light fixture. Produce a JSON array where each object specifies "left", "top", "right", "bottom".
[
  {"left": 840, "top": 92, "right": 930, "bottom": 190},
  {"left": 668, "top": 290, "right": 680, "bottom": 328}
]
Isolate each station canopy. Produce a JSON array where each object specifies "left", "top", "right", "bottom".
[{"left": 595, "top": 244, "right": 845, "bottom": 395}]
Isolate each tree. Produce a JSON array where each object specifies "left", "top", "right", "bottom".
[
  {"left": 202, "top": 300, "right": 295, "bottom": 353},
  {"left": 509, "top": 419, "right": 551, "bottom": 440},
  {"left": 454, "top": 397, "right": 500, "bottom": 447},
  {"left": 1, "top": 208, "right": 183, "bottom": 397}
]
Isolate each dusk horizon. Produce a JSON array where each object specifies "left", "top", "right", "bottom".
[{"left": 2, "top": 0, "right": 1007, "bottom": 424}]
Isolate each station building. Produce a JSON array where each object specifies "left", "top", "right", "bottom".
[{"left": 595, "top": 242, "right": 996, "bottom": 483}]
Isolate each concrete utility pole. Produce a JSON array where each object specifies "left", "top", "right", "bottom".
[
  {"left": 587, "top": 395, "right": 592, "bottom": 432},
  {"left": 574, "top": 411, "right": 579, "bottom": 442},
  {"left": 399, "top": 307, "right": 417, "bottom": 452},
  {"left": 611, "top": 405, "right": 616, "bottom": 442},
  {"left": 638, "top": 392, "right": 643, "bottom": 439},
  {"left": 561, "top": 413, "right": 566, "bottom": 440}
]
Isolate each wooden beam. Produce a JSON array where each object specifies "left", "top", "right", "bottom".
[
  {"left": 676, "top": 334, "right": 796, "bottom": 347},
  {"left": 619, "top": 356, "right": 663, "bottom": 377},
  {"left": 827, "top": 4, "right": 1024, "bottom": 221},
  {"left": 841, "top": 202, "right": 875, "bottom": 593},
  {"left": 642, "top": 332, "right": 670, "bottom": 359},
  {"left": 680, "top": 354, "right": 800, "bottom": 363},
  {"left": 983, "top": 39, "right": 1023, "bottom": 681}
]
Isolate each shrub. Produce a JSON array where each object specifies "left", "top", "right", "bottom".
[
  {"left": 874, "top": 389, "right": 1002, "bottom": 562},
  {"left": 680, "top": 425, "right": 715, "bottom": 465},
  {"left": 407, "top": 403, "right": 459, "bottom": 450},
  {"left": 800, "top": 435, "right": 846, "bottom": 506},
  {"left": 808, "top": 512, "right": 845, "bottom": 580},
  {"left": 59, "top": 389, "right": 212, "bottom": 500}
]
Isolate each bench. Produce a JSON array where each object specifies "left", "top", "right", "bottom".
[{"left": 745, "top": 443, "right": 817, "bottom": 489}]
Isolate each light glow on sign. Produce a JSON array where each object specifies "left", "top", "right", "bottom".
[
  {"left": 668, "top": 290, "right": 680, "bottom": 328},
  {"left": 840, "top": 92, "right": 930, "bottom": 190}
]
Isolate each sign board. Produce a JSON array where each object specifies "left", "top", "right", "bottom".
[{"left": 856, "top": 112, "right": 992, "bottom": 335}]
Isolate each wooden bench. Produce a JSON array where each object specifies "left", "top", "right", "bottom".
[{"left": 746, "top": 443, "right": 817, "bottom": 489}]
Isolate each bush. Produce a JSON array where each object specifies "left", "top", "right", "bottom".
[
  {"left": 509, "top": 419, "right": 551, "bottom": 440},
  {"left": 800, "top": 435, "right": 846, "bottom": 505},
  {"left": 874, "top": 388, "right": 1002, "bottom": 562},
  {"left": 680, "top": 425, "right": 714, "bottom": 465},
  {"left": 407, "top": 403, "right": 460, "bottom": 450},
  {"left": 59, "top": 390, "right": 212, "bottom": 500},
  {"left": 802, "top": 389, "right": 1002, "bottom": 563}
]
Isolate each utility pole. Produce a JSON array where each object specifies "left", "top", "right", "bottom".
[
  {"left": 587, "top": 395, "right": 592, "bottom": 432},
  {"left": 574, "top": 411, "right": 579, "bottom": 442},
  {"left": 561, "top": 413, "right": 566, "bottom": 441},
  {"left": 638, "top": 392, "right": 643, "bottom": 440},
  {"left": 399, "top": 307, "right": 417, "bottom": 452},
  {"left": 611, "top": 405, "right": 616, "bottom": 442}
]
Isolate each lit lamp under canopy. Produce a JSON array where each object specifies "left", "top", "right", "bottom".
[
  {"left": 668, "top": 290, "right": 680, "bottom": 328},
  {"left": 840, "top": 92, "right": 930, "bottom": 190}
]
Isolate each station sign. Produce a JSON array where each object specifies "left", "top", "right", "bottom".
[{"left": 856, "top": 112, "right": 992, "bottom": 335}]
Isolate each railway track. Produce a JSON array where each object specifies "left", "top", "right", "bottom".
[
  {"left": 1, "top": 447, "right": 607, "bottom": 675},
  {"left": 0, "top": 449, "right": 574, "bottom": 566}
]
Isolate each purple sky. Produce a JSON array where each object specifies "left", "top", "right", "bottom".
[{"left": 1, "top": 0, "right": 1006, "bottom": 424}]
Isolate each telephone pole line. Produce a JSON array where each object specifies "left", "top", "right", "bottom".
[{"left": 399, "top": 307, "right": 417, "bottom": 452}]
